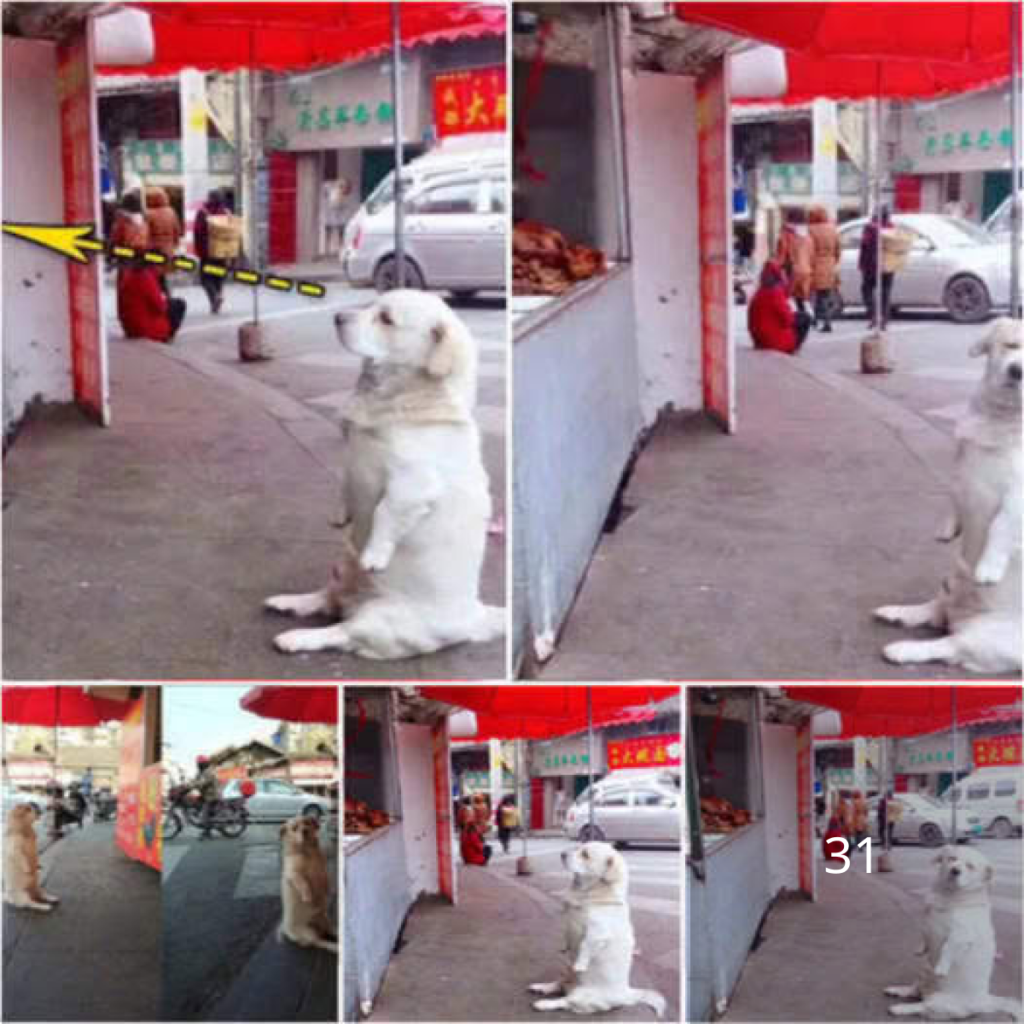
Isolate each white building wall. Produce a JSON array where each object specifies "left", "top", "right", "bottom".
[
  {"left": 395, "top": 722, "right": 440, "bottom": 897},
  {"left": 2, "top": 37, "right": 73, "bottom": 436},
  {"left": 622, "top": 71, "right": 703, "bottom": 423},
  {"left": 760, "top": 722, "right": 800, "bottom": 896}
]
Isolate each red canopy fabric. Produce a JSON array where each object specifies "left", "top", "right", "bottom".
[
  {"left": 240, "top": 686, "right": 338, "bottom": 724},
  {"left": 421, "top": 685, "right": 678, "bottom": 741},
  {"left": 1, "top": 686, "right": 134, "bottom": 727},
  {"left": 100, "top": 2, "right": 507, "bottom": 76},
  {"left": 678, "top": 3, "right": 1013, "bottom": 63},
  {"left": 785, "top": 685, "right": 1022, "bottom": 738}
]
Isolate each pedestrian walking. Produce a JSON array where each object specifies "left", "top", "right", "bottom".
[
  {"left": 836, "top": 793, "right": 854, "bottom": 842},
  {"left": 193, "top": 189, "right": 238, "bottom": 314},
  {"left": 859, "top": 206, "right": 910, "bottom": 330},
  {"left": 495, "top": 795, "right": 519, "bottom": 854},
  {"left": 191, "top": 755, "right": 222, "bottom": 840},
  {"left": 775, "top": 210, "right": 813, "bottom": 315},
  {"left": 807, "top": 205, "right": 841, "bottom": 332},
  {"left": 456, "top": 795, "right": 474, "bottom": 835},
  {"left": 472, "top": 792, "right": 491, "bottom": 837},
  {"left": 79, "top": 766, "right": 93, "bottom": 801},
  {"left": 748, "top": 260, "right": 812, "bottom": 354},
  {"left": 109, "top": 191, "right": 149, "bottom": 253},
  {"left": 144, "top": 186, "right": 182, "bottom": 295},
  {"left": 554, "top": 788, "right": 569, "bottom": 829},
  {"left": 852, "top": 790, "right": 870, "bottom": 845},
  {"left": 822, "top": 814, "right": 846, "bottom": 861}
]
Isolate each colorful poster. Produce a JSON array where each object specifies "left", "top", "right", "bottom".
[
  {"left": 696, "top": 58, "right": 735, "bottom": 433},
  {"left": 607, "top": 734, "right": 681, "bottom": 771},
  {"left": 433, "top": 67, "right": 506, "bottom": 138},
  {"left": 973, "top": 735, "right": 1022, "bottom": 768},
  {"left": 57, "top": 24, "right": 109, "bottom": 425},
  {"left": 432, "top": 718, "right": 456, "bottom": 904}
]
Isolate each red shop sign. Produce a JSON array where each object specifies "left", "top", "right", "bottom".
[
  {"left": 607, "top": 734, "right": 681, "bottom": 771},
  {"left": 433, "top": 67, "right": 506, "bottom": 137},
  {"left": 973, "top": 735, "right": 1022, "bottom": 768}
]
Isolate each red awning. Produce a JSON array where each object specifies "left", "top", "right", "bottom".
[
  {"left": 785, "top": 684, "right": 1022, "bottom": 738},
  {"left": 676, "top": 2, "right": 1013, "bottom": 100},
  {"left": 240, "top": 686, "right": 338, "bottom": 724},
  {"left": 100, "top": 2, "right": 507, "bottom": 76},
  {"left": 1, "top": 686, "right": 134, "bottom": 727},
  {"left": 421, "top": 685, "right": 678, "bottom": 741}
]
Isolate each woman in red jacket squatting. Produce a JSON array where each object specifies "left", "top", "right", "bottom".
[
  {"left": 117, "top": 258, "right": 187, "bottom": 343},
  {"left": 748, "top": 259, "right": 812, "bottom": 355}
]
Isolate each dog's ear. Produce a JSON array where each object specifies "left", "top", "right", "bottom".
[
  {"left": 932, "top": 844, "right": 951, "bottom": 864},
  {"left": 602, "top": 850, "right": 626, "bottom": 887},
  {"left": 426, "top": 314, "right": 467, "bottom": 380}
]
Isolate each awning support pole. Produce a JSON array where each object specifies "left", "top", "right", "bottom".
[
  {"left": 1010, "top": 0, "right": 1022, "bottom": 318},
  {"left": 950, "top": 688, "right": 958, "bottom": 843},
  {"left": 249, "top": 31, "right": 260, "bottom": 324},
  {"left": 586, "top": 689, "right": 595, "bottom": 834},
  {"left": 390, "top": 1, "right": 406, "bottom": 289}
]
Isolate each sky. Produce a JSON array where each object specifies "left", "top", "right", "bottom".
[{"left": 163, "top": 686, "right": 280, "bottom": 776}]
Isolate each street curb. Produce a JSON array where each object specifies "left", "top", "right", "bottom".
[{"left": 778, "top": 351, "right": 953, "bottom": 486}]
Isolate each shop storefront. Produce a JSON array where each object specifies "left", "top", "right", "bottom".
[
  {"left": 530, "top": 732, "right": 606, "bottom": 830},
  {"left": 687, "top": 688, "right": 817, "bottom": 1022}
]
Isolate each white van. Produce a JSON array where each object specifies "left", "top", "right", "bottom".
[{"left": 943, "top": 769, "right": 1023, "bottom": 838}]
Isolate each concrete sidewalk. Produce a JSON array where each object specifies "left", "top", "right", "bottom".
[
  {"left": 721, "top": 857, "right": 1018, "bottom": 1023},
  {"left": 367, "top": 859, "right": 673, "bottom": 1023},
  {"left": 1, "top": 823, "right": 159, "bottom": 1022},
  {"left": 540, "top": 347, "right": 1019, "bottom": 681},
  {"left": 3, "top": 335, "right": 503, "bottom": 680}
]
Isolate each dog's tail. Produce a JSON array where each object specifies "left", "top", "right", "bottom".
[
  {"left": 626, "top": 988, "right": 667, "bottom": 1018},
  {"left": 983, "top": 996, "right": 1023, "bottom": 1021}
]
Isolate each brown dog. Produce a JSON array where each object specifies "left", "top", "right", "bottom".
[
  {"left": 3, "top": 804, "right": 59, "bottom": 911},
  {"left": 278, "top": 815, "right": 337, "bottom": 953}
]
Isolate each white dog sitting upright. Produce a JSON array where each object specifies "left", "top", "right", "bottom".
[
  {"left": 530, "top": 842, "right": 666, "bottom": 1017},
  {"left": 875, "top": 317, "right": 1021, "bottom": 674},
  {"left": 885, "top": 845, "right": 1022, "bottom": 1020},
  {"left": 266, "top": 290, "right": 505, "bottom": 660}
]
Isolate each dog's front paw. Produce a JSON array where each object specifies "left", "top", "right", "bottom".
[
  {"left": 974, "top": 555, "right": 1007, "bottom": 585},
  {"left": 359, "top": 541, "right": 395, "bottom": 573},
  {"left": 274, "top": 629, "right": 318, "bottom": 654}
]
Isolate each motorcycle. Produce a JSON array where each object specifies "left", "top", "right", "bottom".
[
  {"left": 92, "top": 790, "right": 117, "bottom": 822},
  {"left": 45, "top": 782, "right": 86, "bottom": 831},
  {"left": 195, "top": 795, "right": 250, "bottom": 839},
  {"left": 164, "top": 785, "right": 249, "bottom": 839}
]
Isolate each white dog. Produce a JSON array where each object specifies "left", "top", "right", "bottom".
[
  {"left": 3, "top": 804, "right": 59, "bottom": 912},
  {"left": 266, "top": 290, "right": 505, "bottom": 660},
  {"left": 530, "top": 842, "right": 666, "bottom": 1017},
  {"left": 278, "top": 815, "right": 337, "bottom": 954},
  {"left": 875, "top": 317, "right": 1021, "bottom": 673},
  {"left": 885, "top": 845, "right": 1022, "bottom": 1020}
]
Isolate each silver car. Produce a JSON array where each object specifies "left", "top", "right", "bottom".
[
  {"left": 221, "top": 778, "right": 332, "bottom": 822},
  {"left": 564, "top": 772, "right": 680, "bottom": 847},
  {"left": 343, "top": 170, "right": 507, "bottom": 297},
  {"left": 835, "top": 213, "right": 1011, "bottom": 322},
  {"left": 869, "top": 792, "right": 982, "bottom": 847}
]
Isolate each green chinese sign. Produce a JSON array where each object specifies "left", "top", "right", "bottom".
[
  {"left": 924, "top": 127, "right": 1013, "bottom": 158},
  {"left": 543, "top": 752, "right": 590, "bottom": 770},
  {"left": 904, "top": 749, "right": 955, "bottom": 766},
  {"left": 128, "top": 138, "right": 234, "bottom": 176},
  {"left": 289, "top": 85, "right": 393, "bottom": 136}
]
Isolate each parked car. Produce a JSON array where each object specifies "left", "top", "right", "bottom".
[
  {"left": 564, "top": 770, "right": 681, "bottom": 847},
  {"left": 1, "top": 784, "right": 42, "bottom": 819},
  {"left": 221, "top": 778, "right": 332, "bottom": 822},
  {"left": 942, "top": 769, "right": 1023, "bottom": 839},
  {"left": 869, "top": 792, "right": 981, "bottom": 847},
  {"left": 342, "top": 166, "right": 507, "bottom": 296},
  {"left": 834, "top": 213, "right": 1011, "bottom": 322}
]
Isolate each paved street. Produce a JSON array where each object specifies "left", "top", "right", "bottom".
[
  {"left": 721, "top": 836, "right": 1022, "bottom": 1023},
  {"left": 162, "top": 819, "right": 338, "bottom": 1021},
  {"left": 3, "top": 280, "right": 506, "bottom": 680},
  {"left": 370, "top": 834, "right": 680, "bottom": 1022}
]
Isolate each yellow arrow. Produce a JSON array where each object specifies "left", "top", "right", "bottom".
[{"left": 2, "top": 222, "right": 104, "bottom": 263}]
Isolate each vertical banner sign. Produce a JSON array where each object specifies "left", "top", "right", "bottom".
[
  {"left": 433, "top": 67, "right": 507, "bottom": 138},
  {"left": 796, "top": 720, "right": 815, "bottom": 899},
  {"left": 57, "top": 25, "right": 109, "bottom": 425},
  {"left": 432, "top": 718, "right": 456, "bottom": 904},
  {"left": 696, "top": 58, "right": 736, "bottom": 434}
]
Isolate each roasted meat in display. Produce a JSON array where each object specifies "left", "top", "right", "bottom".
[
  {"left": 513, "top": 220, "right": 607, "bottom": 296},
  {"left": 700, "top": 795, "right": 752, "bottom": 833},
  {"left": 344, "top": 796, "right": 390, "bottom": 834}
]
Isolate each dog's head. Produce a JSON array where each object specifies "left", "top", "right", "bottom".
[
  {"left": 561, "top": 841, "right": 628, "bottom": 898},
  {"left": 932, "top": 844, "right": 993, "bottom": 896},
  {"left": 280, "top": 814, "right": 321, "bottom": 852},
  {"left": 334, "top": 290, "right": 475, "bottom": 385},
  {"left": 4, "top": 803, "right": 39, "bottom": 836},
  {"left": 969, "top": 317, "right": 1022, "bottom": 414}
]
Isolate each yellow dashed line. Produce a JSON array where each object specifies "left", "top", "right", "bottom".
[
  {"left": 202, "top": 263, "right": 228, "bottom": 278},
  {"left": 143, "top": 252, "right": 166, "bottom": 265},
  {"left": 112, "top": 246, "right": 135, "bottom": 258},
  {"left": 174, "top": 256, "right": 197, "bottom": 271},
  {"left": 265, "top": 276, "right": 293, "bottom": 292},
  {"left": 297, "top": 282, "right": 326, "bottom": 298},
  {"left": 233, "top": 269, "right": 261, "bottom": 286}
]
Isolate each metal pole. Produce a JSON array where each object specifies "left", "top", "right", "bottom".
[
  {"left": 586, "top": 689, "right": 595, "bottom": 834},
  {"left": 233, "top": 71, "right": 243, "bottom": 227},
  {"left": 249, "top": 38, "right": 260, "bottom": 324},
  {"left": 1010, "top": 0, "right": 1022, "bottom": 319},
  {"left": 950, "top": 688, "right": 958, "bottom": 844},
  {"left": 390, "top": 1, "right": 406, "bottom": 288},
  {"left": 874, "top": 87, "right": 883, "bottom": 332}
]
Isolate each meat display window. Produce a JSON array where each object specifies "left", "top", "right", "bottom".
[
  {"left": 688, "top": 688, "right": 764, "bottom": 854},
  {"left": 343, "top": 689, "right": 401, "bottom": 852},
  {"left": 512, "top": 3, "right": 630, "bottom": 329}
]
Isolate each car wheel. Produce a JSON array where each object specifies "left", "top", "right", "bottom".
[
  {"left": 991, "top": 817, "right": 1013, "bottom": 839},
  {"left": 919, "top": 822, "right": 944, "bottom": 847},
  {"left": 944, "top": 275, "right": 991, "bottom": 323},
  {"left": 373, "top": 256, "right": 425, "bottom": 293},
  {"left": 450, "top": 290, "right": 478, "bottom": 302},
  {"left": 302, "top": 804, "right": 323, "bottom": 821},
  {"left": 579, "top": 824, "right": 606, "bottom": 842}
]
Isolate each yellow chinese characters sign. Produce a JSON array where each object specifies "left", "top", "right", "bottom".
[
  {"left": 433, "top": 67, "right": 506, "bottom": 138},
  {"left": 973, "top": 735, "right": 1022, "bottom": 768},
  {"left": 607, "top": 734, "right": 681, "bottom": 771}
]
